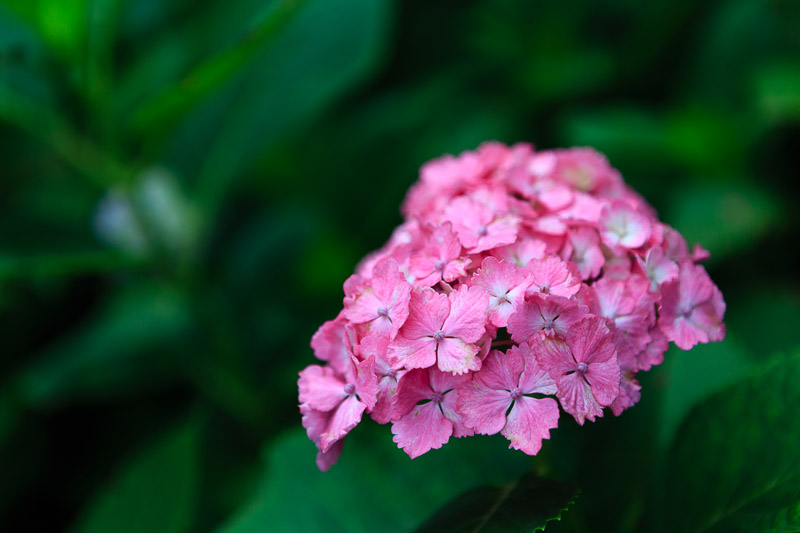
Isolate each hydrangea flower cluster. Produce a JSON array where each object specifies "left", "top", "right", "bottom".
[{"left": 299, "top": 142, "right": 726, "bottom": 471}]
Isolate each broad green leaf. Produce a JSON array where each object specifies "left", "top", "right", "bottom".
[
  {"left": 657, "top": 336, "right": 754, "bottom": 449},
  {"left": 70, "top": 415, "right": 201, "bottom": 533},
  {"left": 176, "top": 0, "right": 394, "bottom": 212},
  {"left": 754, "top": 62, "right": 800, "bottom": 123},
  {"left": 219, "top": 424, "right": 531, "bottom": 533},
  {"left": 129, "top": 0, "right": 310, "bottom": 135},
  {"left": 36, "top": 0, "right": 89, "bottom": 62},
  {"left": 663, "top": 353, "right": 800, "bottom": 532},
  {"left": 665, "top": 182, "right": 781, "bottom": 262},
  {"left": 415, "top": 473, "right": 578, "bottom": 533},
  {"left": 18, "top": 282, "right": 192, "bottom": 406}
]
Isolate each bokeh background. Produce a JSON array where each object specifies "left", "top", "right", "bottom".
[{"left": 1, "top": 0, "right": 799, "bottom": 531}]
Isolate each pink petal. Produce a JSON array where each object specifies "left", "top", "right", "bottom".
[
  {"left": 555, "top": 372, "right": 605, "bottom": 425},
  {"left": 610, "top": 374, "right": 641, "bottom": 417},
  {"left": 491, "top": 239, "right": 547, "bottom": 267},
  {"left": 316, "top": 439, "right": 344, "bottom": 472},
  {"left": 388, "top": 334, "right": 437, "bottom": 370},
  {"left": 300, "top": 403, "right": 331, "bottom": 446},
  {"left": 458, "top": 381, "right": 511, "bottom": 435},
  {"left": 563, "top": 226, "right": 604, "bottom": 280},
  {"left": 298, "top": 365, "right": 347, "bottom": 412},
  {"left": 600, "top": 201, "right": 651, "bottom": 250},
  {"left": 525, "top": 256, "right": 581, "bottom": 298},
  {"left": 507, "top": 294, "right": 588, "bottom": 342},
  {"left": 392, "top": 401, "right": 453, "bottom": 458},
  {"left": 502, "top": 396, "right": 560, "bottom": 455},
  {"left": 392, "top": 369, "right": 434, "bottom": 418},
  {"left": 442, "top": 285, "right": 489, "bottom": 343},
  {"left": 320, "top": 395, "right": 365, "bottom": 452},
  {"left": 428, "top": 367, "right": 471, "bottom": 393},
  {"left": 583, "top": 357, "right": 621, "bottom": 407},
  {"left": 566, "top": 317, "right": 617, "bottom": 365},
  {"left": 515, "top": 344, "right": 558, "bottom": 395},
  {"left": 472, "top": 257, "right": 532, "bottom": 328},
  {"left": 354, "top": 355, "right": 379, "bottom": 410},
  {"left": 310, "top": 316, "right": 354, "bottom": 376},
  {"left": 440, "top": 388, "right": 475, "bottom": 438},
  {"left": 400, "top": 288, "right": 450, "bottom": 340},
  {"left": 471, "top": 215, "right": 520, "bottom": 253},
  {"left": 437, "top": 337, "right": 482, "bottom": 375},
  {"left": 534, "top": 337, "right": 579, "bottom": 378}
]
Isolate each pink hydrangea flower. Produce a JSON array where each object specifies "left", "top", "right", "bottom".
[
  {"left": 343, "top": 258, "right": 411, "bottom": 339},
  {"left": 507, "top": 293, "right": 589, "bottom": 342},
  {"left": 658, "top": 263, "right": 726, "bottom": 350},
  {"left": 470, "top": 257, "right": 532, "bottom": 328},
  {"left": 562, "top": 226, "right": 604, "bottom": 280},
  {"left": 443, "top": 195, "right": 520, "bottom": 253},
  {"left": 409, "top": 222, "right": 471, "bottom": 287},
  {"left": 300, "top": 141, "right": 725, "bottom": 469},
  {"left": 535, "top": 317, "right": 620, "bottom": 425},
  {"left": 587, "top": 276, "right": 655, "bottom": 367},
  {"left": 299, "top": 354, "right": 379, "bottom": 469},
  {"left": 388, "top": 285, "right": 489, "bottom": 374},
  {"left": 391, "top": 368, "right": 472, "bottom": 458},
  {"left": 599, "top": 201, "right": 651, "bottom": 250},
  {"left": 459, "top": 345, "right": 559, "bottom": 455},
  {"left": 524, "top": 256, "right": 581, "bottom": 298}
]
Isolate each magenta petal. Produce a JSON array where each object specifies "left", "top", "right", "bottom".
[
  {"left": 437, "top": 337, "right": 481, "bottom": 375},
  {"left": 354, "top": 356, "right": 379, "bottom": 410},
  {"left": 516, "top": 345, "right": 557, "bottom": 396},
  {"left": 316, "top": 439, "right": 344, "bottom": 472},
  {"left": 391, "top": 401, "right": 453, "bottom": 459},
  {"left": 477, "top": 348, "right": 523, "bottom": 390},
  {"left": 502, "top": 396, "right": 559, "bottom": 455},
  {"left": 320, "top": 395, "right": 365, "bottom": 452},
  {"left": 440, "top": 388, "right": 475, "bottom": 438},
  {"left": 300, "top": 403, "right": 331, "bottom": 446},
  {"left": 392, "top": 369, "right": 434, "bottom": 418},
  {"left": 458, "top": 381, "right": 511, "bottom": 435},
  {"left": 388, "top": 335, "right": 437, "bottom": 371},
  {"left": 298, "top": 365, "right": 347, "bottom": 412},
  {"left": 556, "top": 372, "right": 604, "bottom": 425},
  {"left": 442, "top": 285, "right": 489, "bottom": 343},
  {"left": 401, "top": 288, "right": 451, "bottom": 339},
  {"left": 584, "top": 358, "right": 621, "bottom": 407},
  {"left": 310, "top": 317, "right": 353, "bottom": 376},
  {"left": 610, "top": 375, "right": 641, "bottom": 416}
]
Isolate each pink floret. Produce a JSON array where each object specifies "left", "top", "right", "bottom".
[
  {"left": 300, "top": 141, "right": 725, "bottom": 469},
  {"left": 658, "top": 263, "right": 726, "bottom": 350},
  {"left": 459, "top": 345, "right": 559, "bottom": 455}
]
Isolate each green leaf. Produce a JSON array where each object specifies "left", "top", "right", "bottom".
[
  {"left": 663, "top": 353, "right": 800, "bottom": 532},
  {"left": 130, "top": 0, "right": 310, "bottom": 135},
  {"left": 657, "top": 336, "right": 754, "bottom": 450},
  {"left": 665, "top": 182, "right": 781, "bottom": 262},
  {"left": 219, "top": 424, "right": 532, "bottom": 533},
  {"left": 179, "top": 0, "right": 394, "bottom": 214},
  {"left": 18, "top": 282, "right": 192, "bottom": 406},
  {"left": 415, "top": 474, "right": 578, "bottom": 533},
  {"left": 70, "top": 415, "right": 201, "bottom": 533},
  {"left": 36, "top": 0, "right": 89, "bottom": 62}
]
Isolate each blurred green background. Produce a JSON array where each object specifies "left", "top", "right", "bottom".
[{"left": 1, "top": 0, "right": 799, "bottom": 531}]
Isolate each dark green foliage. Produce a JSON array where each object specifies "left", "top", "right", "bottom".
[
  {"left": 1, "top": 0, "right": 799, "bottom": 531},
  {"left": 663, "top": 354, "right": 800, "bottom": 532},
  {"left": 221, "top": 425, "right": 532, "bottom": 532},
  {"left": 415, "top": 474, "right": 578, "bottom": 533}
]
